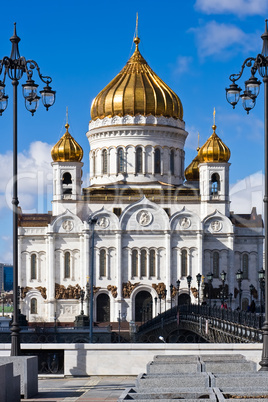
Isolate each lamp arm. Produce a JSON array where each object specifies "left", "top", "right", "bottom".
[
  {"left": 25, "top": 59, "right": 53, "bottom": 85},
  {"left": 229, "top": 57, "right": 256, "bottom": 83}
]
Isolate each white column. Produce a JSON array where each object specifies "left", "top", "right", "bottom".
[
  {"left": 197, "top": 232, "right": 203, "bottom": 275},
  {"left": 138, "top": 250, "right": 141, "bottom": 279},
  {"left": 46, "top": 233, "right": 55, "bottom": 321},
  {"left": 142, "top": 148, "right": 146, "bottom": 175},
  {"left": 116, "top": 232, "right": 122, "bottom": 299},
  {"left": 156, "top": 249, "right": 160, "bottom": 280},
  {"left": 178, "top": 250, "right": 182, "bottom": 279},
  {"left": 147, "top": 249, "right": 150, "bottom": 278},
  {"left": 71, "top": 253, "right": 75, "bottom": 281},
  {"left": 152, "top": 149, "right": 155, "bottom": 175},
  {"left": 161, "top": 149, "right": 164, "bottom": 176},
  {"left": 80, "top": 234, "right": 84, "bottom": 284},
  {"left": 228, "top": 234, "right": 235, "bottom": 308},
  {"left": 165, "top": 232, "right": 171, "bottom": 288},
  {"left": 129, "top": 249, "right": 132, "bottom": 279}
]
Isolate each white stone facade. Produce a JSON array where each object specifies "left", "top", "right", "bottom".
[{"left": 18, "top": 113, "right": 263, "bottom": 325}]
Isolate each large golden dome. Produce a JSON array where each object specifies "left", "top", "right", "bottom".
[
  {"left": 198, "top": 125, "right": 230, "bottom": 163},
  {"left": 184, "top": 154, "right": 200, "bottom": 181},
  {"left": 90, "top": 37, "right": 183, "bottom": 121},
  {"left": 51, "top": 123, "right": 83, "bottom": 162}
]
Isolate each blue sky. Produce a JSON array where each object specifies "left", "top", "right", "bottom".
[{"left": 0, "top": 0, "right": 267, "bottom": 262}]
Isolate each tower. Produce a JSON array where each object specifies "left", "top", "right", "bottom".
[{"left": 51, "top": 123, "right": 84, "bottom": 216}]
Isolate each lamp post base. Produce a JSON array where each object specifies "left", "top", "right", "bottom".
[{"left": 259, "top": 321, "right": 268, "bottom": 371}]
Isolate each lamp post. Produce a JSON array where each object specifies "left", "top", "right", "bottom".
[
  {"left": 226, "top": 19, "right": 268, "bottom": 371},
  {"left": 220, "top": 271, "right": 227, "bottom": 305},
  {"left": 187, "top": 274, "right": 192, "bottom": 299},
  {"left": 86, "top": 281, "right": 90, "bottom": 317},
  {"left": 259, "top": 268, "right": 265, "bottom": 315},
  {"left": 158, "top": 293, "right": 162, "bottom": 314},
  {"left": 88, "top": 217, "right": 98, "bottom": 343},
  {"left": 80, "top": 289, "right": 85, "bottom": 315},
  {"left": 170, "top": 284, "right": 174, "bottom": 310},
  {"left": 154, "top": 296, "right": 157, "bottom": 315},
  {"left": 0, "top": 24, "right": 55, "bottom": 356},
  {"left": 236, "top": 269, "right": 243, "bottom": 310},
  {"left": 196, "top": 273, "right": 202, "bottom": 313},
  {"left": 176, "top": 279, "right": 180, "bottom": 307}
]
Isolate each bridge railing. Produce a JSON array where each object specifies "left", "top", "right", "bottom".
[{"left": 138, "top": 303, "right": 264, "bottom": 334}]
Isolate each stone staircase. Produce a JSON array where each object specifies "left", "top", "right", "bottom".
[{"left": 118, "top": 354, "right": 268, "bottom": 401}]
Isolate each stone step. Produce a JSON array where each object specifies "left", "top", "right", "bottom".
[
  {"left": 118, "top": 387, "right": 216, "bottom": 401},
  {"left": 147, "top": 361, "right": 201, "bottom": 374},
  {"left": 210, "top": 372, "right": 268, "bottom": 388},
  {"left": 203, "top": 360, "right": 256, "bottom": 373},
  {"left": 135, "top": 373, "right": 210, "bottom": 388}
]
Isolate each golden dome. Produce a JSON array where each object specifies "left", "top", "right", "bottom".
[
  {"left": 51, "top": 123, "right": 83, "bottom": 162},
  {"left": 198, "top": 125, "right": 230, "bottom": 163},
  {"left": 90, "top": 37, "right": 183, "bottom": 121},
  {"left": 184, "top": 154, "right": 200, "bottom": 181}
]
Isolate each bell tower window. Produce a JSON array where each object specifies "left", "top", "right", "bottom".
[
  {"left": 102, "top": 149, "right": 107, "bottom": 174},
  {"left": 211, "top": 173, "right": 220, "bottom": 195},
  {"left": 136, "top": 147, "right": 142, "bottom": 173},
  {"left": 154, "top": 148, "right": 161, "bottom": 174},
  {"left": 62, "top": 172, "right": 72, "bottom": 194}
]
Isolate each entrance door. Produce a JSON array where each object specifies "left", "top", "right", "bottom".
[
  {"left": 135, "top": 291, "right": 152, "bottom": 322},
  {"left": 96, "top": 293, "right": 110, "bottom": 322},
  {"left": 178, "top": 293, "right": 190, "bottom": 306}
]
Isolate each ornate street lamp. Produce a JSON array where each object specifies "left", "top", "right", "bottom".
[
  {"left": 259, "top": 268, "right": 265, "bottom": 315},
  {"left": 80, "top": 289, "right": 85, "bottom": 315},
  {"left": 0, "top": 24, "right": 55, "bottom": 356},
  {"left": 196, "top": 273, "right": 202, "bottom": 313},
  {"left": 187, "top": 275, "right": 192, "bottom": 298},
  {"left": 226, "top": 20, "right": 268, "bottom": 370},
  {"left": 220, "top": 270, "right": 227, "bottom": 305},
  {"left": 207, "top": 272, "right": 213, "bottom": 312},
  {"left": 236, "top": 269, "right": 243, "bottom": 310},
  {"left": 176, "top": 279, "right": 180, "bottom": 307}
]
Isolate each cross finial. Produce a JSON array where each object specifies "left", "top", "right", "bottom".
[
  {"left": 197, "top": 132, "right": 200, "bottom": 151},
  {"left": 66, "top": 106, "right": 68, "bottom": 124},
  {"left": 136, "top": 12, "right": 138, "bottom": 38},
  {"left": 213, "top": 107, "right": 216, "bottom": 125}
]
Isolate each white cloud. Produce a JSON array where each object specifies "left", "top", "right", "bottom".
[
  {"left": 190, "top": 21, "right": 259, "bottom": 59},
  {"left": 0, "top": 141, "right": 53, "bottom": 213},
  {"left": 195, "top": 0, "right": 268, "bottom": 17},
  {"left": 230, "top": 171, "right": 264, "bottom": 215},
  {"left": 173, "top": 56, "right": 193, "bottom": 75}
]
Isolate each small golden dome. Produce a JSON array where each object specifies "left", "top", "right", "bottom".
[
  {"left": 198, "top": 125, "right": 230, "bottom": 163},
  {"left": 90, "top": 37, "right": 183, "bottom": 121},
  {"left": 184, "top": 154, "right": 200, "bottom": 181},
  {"left": 51, "top": 123, "right": 83, "bottom": 162}
]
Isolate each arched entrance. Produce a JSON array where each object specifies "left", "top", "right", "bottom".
[
  {"left": 135, "top": 291, "right": 152, "bottom": 322},
  {"left": 96, "top": 293, "right": 110, "bottom": 322},
  {"left": 178, "top": 293, "right": 190, "bottom": 306}
]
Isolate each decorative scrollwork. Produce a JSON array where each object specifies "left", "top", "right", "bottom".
[
  {"left": 55, "top": 283, "right": 81, "bottom": 299},
  {"left": 152, "top": 282, "right": 166, "bottom": 299},
  {"left": 35, "top": 286, "right": 47, "bottom": 300}
]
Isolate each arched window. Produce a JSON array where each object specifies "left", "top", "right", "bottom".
[
  {"left": 154, "top": 148, "right": 161, "bottom": 174},
  {"left": 149, "top": 249, "right": 156, "bottom": 277},
  {"left": 30, "top": 298, "right": 37, "bottom": 314},
  {"left": 62, "top": 172, "right": 72, "bottom": 185},
  {"left": 117, "top": 148, "right": 124, "bottom": 173},
  {"left": 141, "top": 249, "right": 147, "bottom": 277},
  {"left": 64, "top": 251, "right": 71, "bottom": 278},
  {"left": 213, "top": 252, "right": 219, "bottom": 278},
  {"left": 181, "top": 250, "right": 187, "bottom": 277},
  {"left": 136, "top": 147, "right": 143, "bottom": 173},
  {"left": 211, "top": 173, "right": 220, "bottom": 195},
  {"left": 102, "top": 149, "right": 107, "bottom": 174},
  {"left": 132, "top": 249, "right": 138, "bottom": 277},
  {"left": 170, "top": 149, "right": 175, "bottom": 175},
  {"left": 242, "top": 254, "right": 249, "bottom": 279},
  {"left": 100, "top": 249, "right": 107, "bottom": 277},
  {"left": 31, "top": 254, "right": 37, "bottom": 280}
]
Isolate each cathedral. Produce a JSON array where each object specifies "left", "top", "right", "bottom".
[{"left": 18, "top": 33, "right": 263, "bottom": 325}]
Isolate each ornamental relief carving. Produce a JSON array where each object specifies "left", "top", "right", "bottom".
[
  {"left": 88, "top": 115, "right": 184, "bottom": 130},
  {"left": 122, "top": 281, "right": 140, "bottom": 298},
  {"left": 152, "top": 282, "right": 167, "bottom": 299},
  {"left": 107, "top": 285, "right": 117, "bottom": 298},
  {"left": 21, "top": 286, "right": 47, "bottom": 299},
  {"left": 55, "top": 283, "right": 81, "bottom": 299}
]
